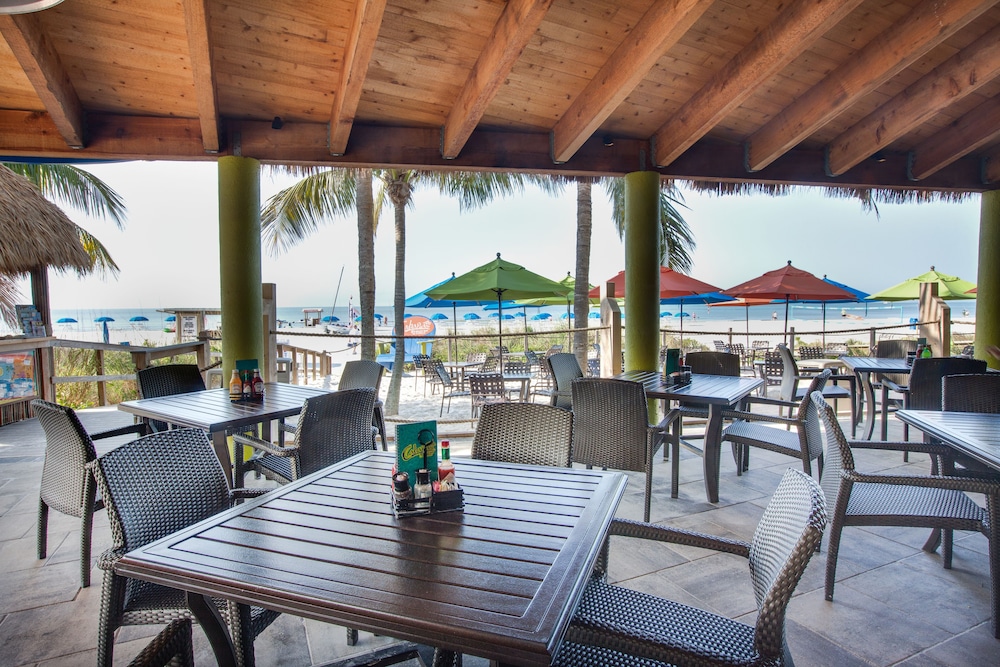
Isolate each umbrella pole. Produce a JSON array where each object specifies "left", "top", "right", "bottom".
[
  {"left": 497, "top": 292, "right": 504, "bottom": 377},
  {"left": 451, "top": 302, "right": 457, "bottom": 362},
  {"left": 523, "top": 305, "right": 528, "bottom": 353},
  {"left": 784, "top": 297, "right": 790, "bottom": 349},
  {"left": 679, "top": 298, "right": 684, "bottom": 349},
  {"left": 822, "top": 302, "right": 826, "bottom": 350}
]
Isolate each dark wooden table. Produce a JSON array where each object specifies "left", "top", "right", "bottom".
[
  {"left": 115, "top": 451, "right": 627, "bottom": 667},
  {"left": 615, "top": 370, "right": 763, "bottom": 503},
  {"left": 897, "top": 409, "right": 1000, "bottom": 472},
  {"left": 118, "top": 383, "right": 330, "bottom": 486},
  {"left": 839, "top": 356, "right": 911, "bottom": 440}
]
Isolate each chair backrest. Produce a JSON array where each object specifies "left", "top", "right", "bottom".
[
  {"left": 752, "top": 340, "right": 771, "bottom": 353},
  {"left": 412, "top": 353, "right": 430, "bottom": 373},
  {"left": 293, "top": 388, "right": 378, "bottom": 476},
  {"left": 338, "top": 359, "right": 385, "bottom": 393},
  {"left": 89, "top": 428, "right": 230, "bottom": 555},
  {"left": 32, "top": 399, "right": 98, "bottom": 517},
  {"left": 814, "top": 392, "right": 856, "bottom": 508},
  {"left": 505, "top": 360, "right": 530, "bottom": 375},
  {"left": 684, "top": 351, "right": 740, "bottom": 377},
  {"left": 907, "top": 357, "right": 987, "bottom": 411},
  {"left": 468, "top": 373, "right": 507, "bottom": 401},
  {"left": 776, "top": 343, "right": 800, "bottom": 402},
  {"left": 762, "top": 350, "right": 783, "bottom": 384},
  {"left": 547, "top": 353, "right": 584, "bottom": 407},
  {"left": 798, "top": 345, "right": 823, "bottom": 360},
  {"left": 480, "top": 355, "right": 501, "bottom": 373},
  {"left": 467, "top": 352, "right": 487, "bottom": 364},
  {"left": 472, "top": 403, "right": 573, "bottom": 467},
  {"left": 796, "top": 370, "right": 831, "bottom": 464},
  {"left": 713, "top": 340, "right": 728, "bottom": 352},
  {"left": 570, "top": 378, "right": 648, "bottom": 472},
  {"left": 433, "top": 363, "right": 455, "bottom": 389},
  {"left": 942, "top": 373, "right": 1000, "bottom": 413},
  {"left": 136, "top": 364, "right": 207, "bottom": 432},
  {"left": 873, "top": 339, "right": 917, "bottom": 386},
  {"left": 748, "top": 468, "right": 827, "bottom": 660}
]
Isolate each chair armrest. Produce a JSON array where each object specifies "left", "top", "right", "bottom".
[
  {"left": 566, "top": 614, "right": 699, "bottom": 666},
  {"left": 742, "top": 395, "right": 799, "bottom": 410},
  {"left": 844, "top": 470, "right": 1000, "bottom": 495},
  {"left": 609, "top": 519, "right": 750, "bottom": 558},
  {"left": 233, "top": 432, "right": 297, "bottom": 457},
  {"left": 91, "top": 422, "right": 149, "bottom": 440},
  {"left": 882, "top": 378, "right": 908, "bottom": 393},
  {"left": 846, "top": 439, "right": 952, "bottom": 458},
  {"left": 97, "top": 548, "right": 127, "bottom": 571},
  {"left": 229, "top": 488, "right": 270, "bottom": 504},
  {"left": 719, "top": 409, "right": 797, "bottom": 428}
]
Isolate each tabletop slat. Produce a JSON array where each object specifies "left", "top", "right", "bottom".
[{"left": 897, "top": 410, "right": 1000, "bottom": 471}]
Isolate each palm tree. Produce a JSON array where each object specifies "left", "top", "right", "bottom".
[
  {"left": 570, "top": 176, "right": 694, "bottom": 370},
  {"left": 262, "top": 167, "right": 539, "bottom": 414},
  {"left": 0, "top": 162, "right": 126, "bottom": 326}
]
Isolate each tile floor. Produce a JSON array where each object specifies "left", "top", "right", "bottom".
[{"left": 0, "top": 404, "right": 995, "bottom": 666}]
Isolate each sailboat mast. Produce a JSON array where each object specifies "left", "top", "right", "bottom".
[{"left": 331, "top": 266, "right": 345, "bottom": 319}]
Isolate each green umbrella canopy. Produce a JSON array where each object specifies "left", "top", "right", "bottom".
[
  {"left": 425, "top": 254, "right": 571, "bottom": 303},
  {"left": 867, "top": 266, "right": 976, "bottom": 301},
  {"left": 514, "top": 272, "right": 597, "bottom": 306}
]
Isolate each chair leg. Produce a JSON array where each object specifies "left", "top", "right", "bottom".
[
  {"left": 346, "top": 627, "right": 358, "bottom": 646},
  {"left": 374, "top": 405, "right": 387, "bottom": 451},
  {"left": 81, "top": 474, "right": 97, "bottom": 588},
  {"left": 37, "top": 498, "right": 48, "bottom": 560}
]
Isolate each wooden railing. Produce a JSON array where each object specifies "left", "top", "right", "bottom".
[{"left": 276, "top": 343, "right": 333, "bottom": 384}]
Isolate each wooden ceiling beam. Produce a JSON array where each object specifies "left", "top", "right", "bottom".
[
  {"left": 908, "top": 96, "right": 1000, "bottom": 181},
  {"left": 182, "top": 0, "right": 220, "bottom": 153},
  {"left": 746, "top": 0, "right": 993, "bottom": 173},
  {"left": 549, "top": 0, "right": 711, "bottom": 164},
  {"left": 0, "top": 13, "right": 85, "bottom": 149},
  {"left": 441, "top": 0, "right": 553, "bottom": 160},
  {"left": 826, "top": 24, "right": 1000, "bottom": 177},
  {"left": 330, "top": 0, "right": 388, "bottom": 156},
  {"left": 652, "top": 0, "right": 862, "bottom": 168}
]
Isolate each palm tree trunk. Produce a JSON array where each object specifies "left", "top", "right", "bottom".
[
  {"left": 384, "top": 177, "right": 410, "bottom": 415},
  {"left": 356, "top": 170, "right": 376, "bottom": 360},
  {"left": 574, "top": 179, "right": 592, "bottom": 372}
]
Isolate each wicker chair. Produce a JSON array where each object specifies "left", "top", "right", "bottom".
[
  {"left": 126, "top": 618, "right": 193, "bottom": 667},
  {"left": 660, "top": 351, "right": 740, "bottom": 464},
  {"left": 776, "top": 343, "right": 853, "bottom": 429},
  {"left": 873, "top": 338, "right": 918, "bottom": 403},
  {"left": 553, "top": 468, "right": 827, "bottom": 667},
  {"left": 814, "top": 393, "right": 1000, "bottom": 638},
  {"left": 942, "top": 373, "right": 1000, "bottom": 413},
  {"left": 547, "top": 352, "right": 583, "bottom": 410},
  {"left": 571, "top": 378, "right": 663, "bottom": 522},
  {"left": 235, "top": 388, "right": 376, "bottom": 485},
  {"left": 469, "top": 372, "right": 510, "bottom": 418},
  {"left": 31, "top": 399, "right": 148, "bottom": 588},
  {"left": 338, "top": 359, "right": 387, "bottom": 450},
  {"left": 758, "top": 350, "right": 783, "bottom": 396},
  {"left": 881, "top": 357, "right": 986, "bottom": 441},
  {"left": 135, "top": 364, "right": 206, "bottom": 433},
  {"left": 435, "top": 363, "right": 471, "bottom": 417},
  {"left": 721, "top": 371, "right": 831, "bottom": 480},
  {"left": 88, "top": 428, "right": 279, "bottom": 667},
  {"left": 472, "top": 402, "right": 573, "bottom": 467}
]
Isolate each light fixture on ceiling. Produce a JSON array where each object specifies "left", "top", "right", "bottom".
[
  {"left": 0, "top": 0, "right": 65, "bottom": 14},
  {"left": 873, "top": 151, "right": 887, "bottom": 163},
  {"left": 602, "top": 135, "right": 614, "bottom": 147},
  {"left": 271, "top": 116, "right": 284, "bottom": 130}
]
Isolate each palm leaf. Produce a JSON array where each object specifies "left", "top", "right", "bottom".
[
  {"left": 4, "top": 163, "right": 127, "bottom": 228},
  {"left": 261, "top": 169, "right": 358, "bottom": 255},
  {"left": 75, "top": 224, "right": 120, "bottom": 277}
]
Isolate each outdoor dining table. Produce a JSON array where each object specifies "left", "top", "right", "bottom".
[
  {"left": 118, "top": 383, "right": 330, "bottom": 487},
  {"left": 897, "top": 409, "right": 1000, "bottom": 473},
  {"left": 839, "top": 356, "right": 912, "bottom": 440},
  {"left": 442, "top": 360, "right": 481, "bottom": 389},
  {"left": 615, "top": 370, "right": 763, "bottom": 503},
  {"left": 114, "top": 450, "right": 627, "bottom": 667}
]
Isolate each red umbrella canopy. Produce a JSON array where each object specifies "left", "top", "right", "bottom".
[
  {"left": 722, "top": 261, "right": 854, "bottom": 301},
  {"left": 589, "top": 267, "right": 721, "bottom": 300}
]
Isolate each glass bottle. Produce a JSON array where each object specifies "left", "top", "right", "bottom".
[
  {"left": 438, "top": 440, "right": 456, "bottom": 489},
  {"left": 414, "top": 469, "right": 432, "bottom": 505},
  {"left": 242, "top": 371, "right": 252, "bottom": 399},
  {"left": 252, "top": 369, "right": 264, "bottom": 399},
  {"left": 229, "top": 369, "right": 243, "bottom": 400}
]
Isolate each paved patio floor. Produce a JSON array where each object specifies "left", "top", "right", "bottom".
[{"left": 0, "top": 403, "right": 994, "bottom": 666}]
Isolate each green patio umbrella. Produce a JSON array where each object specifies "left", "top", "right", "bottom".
[
  {"left": 425, "top": 253, "right": 570, "bottom": 371},
  {"left": 867, "top": 266, "right": 977, "bottom": 301}
]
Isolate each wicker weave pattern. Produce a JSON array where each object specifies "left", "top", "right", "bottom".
[
  {"left": 32, "top": 398, "right": 146, "bottom": 588},
  {"left": 906, "top": 358, "right": 987, "bottom": 411},
  {"left": 547, "top": 353, "right": 583, "bottom": 410},
  {"left": 813, "top": 392, "right": 1000, "bottom": 637},
  {"left": 89, "top": 428, "right": 279, "bottom": 667},
  {"left": 943, "top": 373, "right": 1000, "bottom": 413},
  {"left": 468, "top": 373, "right": 510, "bottom": 417},
  {"left": 136, "top": 365, "right": 207, "bottom": 433},
  {"left": 555, "top": 469, "right": 826, "bottom": 667},
  {"left": 338, "top": 360, "right": 387, "bottom": 449},
  {"left": 472, "top": 402, "right": 573, "bottom": 467},
  {"left": 571, "top": 377, "right": 661, "bottom": 521},
  {"left": 236, "top": 388, "right": 376, "bottom": 484},
  {"left": 125, "top": 618, "right": 193, "bottom": 667},
  {"left": 685, "top": 351, "right": 740, "bottom": 377}
]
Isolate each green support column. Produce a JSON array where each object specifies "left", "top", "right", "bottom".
[
  {"left": 623, "top": 171, "right": 661, "bottom": 373},
  {"left": 218, "top": 156, "right": 264, "bottom": 380},
  {"left": 976, "top": 190, "right": 1000, "bottom": 370}
]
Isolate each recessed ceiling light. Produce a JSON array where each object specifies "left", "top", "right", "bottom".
[{"left": 0, "top": 0, "right": 65, "bottom": 15}]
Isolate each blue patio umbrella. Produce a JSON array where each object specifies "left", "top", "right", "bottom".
[
  {"left": 806, "top": 275, "right": 870, "bottom": 347},
  {"left": 660, "top": 311, "right": 672, "bottom": 317},
  {"left": 374, "top": 313, "right": 385, "bottom": 321},
  {"left": 56, "top": 317, "right": 76, "bottom": 323},
  {"left": 165, "top": 315, "right": 176, "bottom": 322},
  {"left": 463, "top": 312, "right": 480, "bottom": 320},
  {"left": 514, "top": 312, "right": 525, "bottom": 318},
  {"left": 354, "top": 316, "right": 363, "bottom": 322},
  {"left": 488, "top": 312, "right": 499, "bottom": 318},
  {"left": 129, "top": 316, "right": 149, "bottom": 322},
  {"left": 561, "top": 312, "right": 574, "bottom": 319},
  {"left": 589, "top": 312, "right": 600, "bottom": 319},
  {"left": 531, "top": 313, "right": 552, "bottom": 320},
  {"left": 94, "top": 316, "right": 114, "bottom": 322},
  {"left": 321, "top": 315, "right": 340, "bottom": 323},
  {"left": 408, "top": 273, "right": 496, "bottom": 360},
  {"left": 431, "top": 313, "right": 448, "bottom": 320},
  {"left": 674, "top": 312, "right": 689, "bottom": 318}
]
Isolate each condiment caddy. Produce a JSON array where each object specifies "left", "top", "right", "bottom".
[{"left": 390, "top": 428, "right": 464, "bottom": 517}]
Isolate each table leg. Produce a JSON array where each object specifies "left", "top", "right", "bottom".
[
  {"left": 856, "top": 371, "right": 877, "bottom": 440},
  {"left": 187, "top": 592, "right": 237, "bottom": 667},
  {"left": 212, "top": 431, "right": 235, "bottom": 488},
  {"left": 702, "top": 404, "right": 723, "bottom": 503}
]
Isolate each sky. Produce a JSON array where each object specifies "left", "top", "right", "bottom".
[{"left": 23, "top": 160, "right": 983, "bottom": 310}]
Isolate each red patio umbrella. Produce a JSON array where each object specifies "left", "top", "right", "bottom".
[{"left": 722, "top": 261, "right": 854, "bottom": 344}]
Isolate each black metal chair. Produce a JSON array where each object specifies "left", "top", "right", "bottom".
[
  {"left": 660, "top": 351, "right": 740, "bottom": 464},
  {"left": 135, "top": 364, "right": 206, "bottom": 433},
  {"left": 88, "top": 428, "right": 279, "bottom": 667},
  {"left": 814, "top": 392, "right": 1000, "bottom": 639},
  {"left": 31, "top": 398, "right": 147, "bottom": 588},
  {"left": 338, "top": 359, "right": 387, "bottom": 449},
  {"left": 942, "top": 372, "right": 1000, "bottom": 413},
  {"left": 472, "top": 402, "right": 573, "bottom": 468},
  {"left": 571, "top": 378, "right": 663, "bottom": 522},
  {"left": 235, "top": 388, "right": 376, "bottom": 485},
  {"left": 553, "top": 468, "right": 827, "bottom": 667},
  {"left": 547, "top": 352, "right": 583, "bottom": 410},
  {"left": 882, "top": 356, "right": 986, "bottom": 441},
  {"left": 435, "top": 363, "right": 471, "bottom": 417},
  {"left": 126, "top": 618, "right": 193, "bottom": 667},
  {"left": 469, "top": 372, "right": 510, "bottom": 418}
]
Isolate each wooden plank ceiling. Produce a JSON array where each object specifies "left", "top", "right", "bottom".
[{"left": 1, "top": 0, "right": 999, "bottom": 192}]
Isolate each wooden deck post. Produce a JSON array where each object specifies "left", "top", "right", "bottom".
[
  {"left": 976, "top": 191, "right": 1000, "bottom": 370},
  {"left": 622, "top": 171, "right": 660, "bottom": 374}
]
